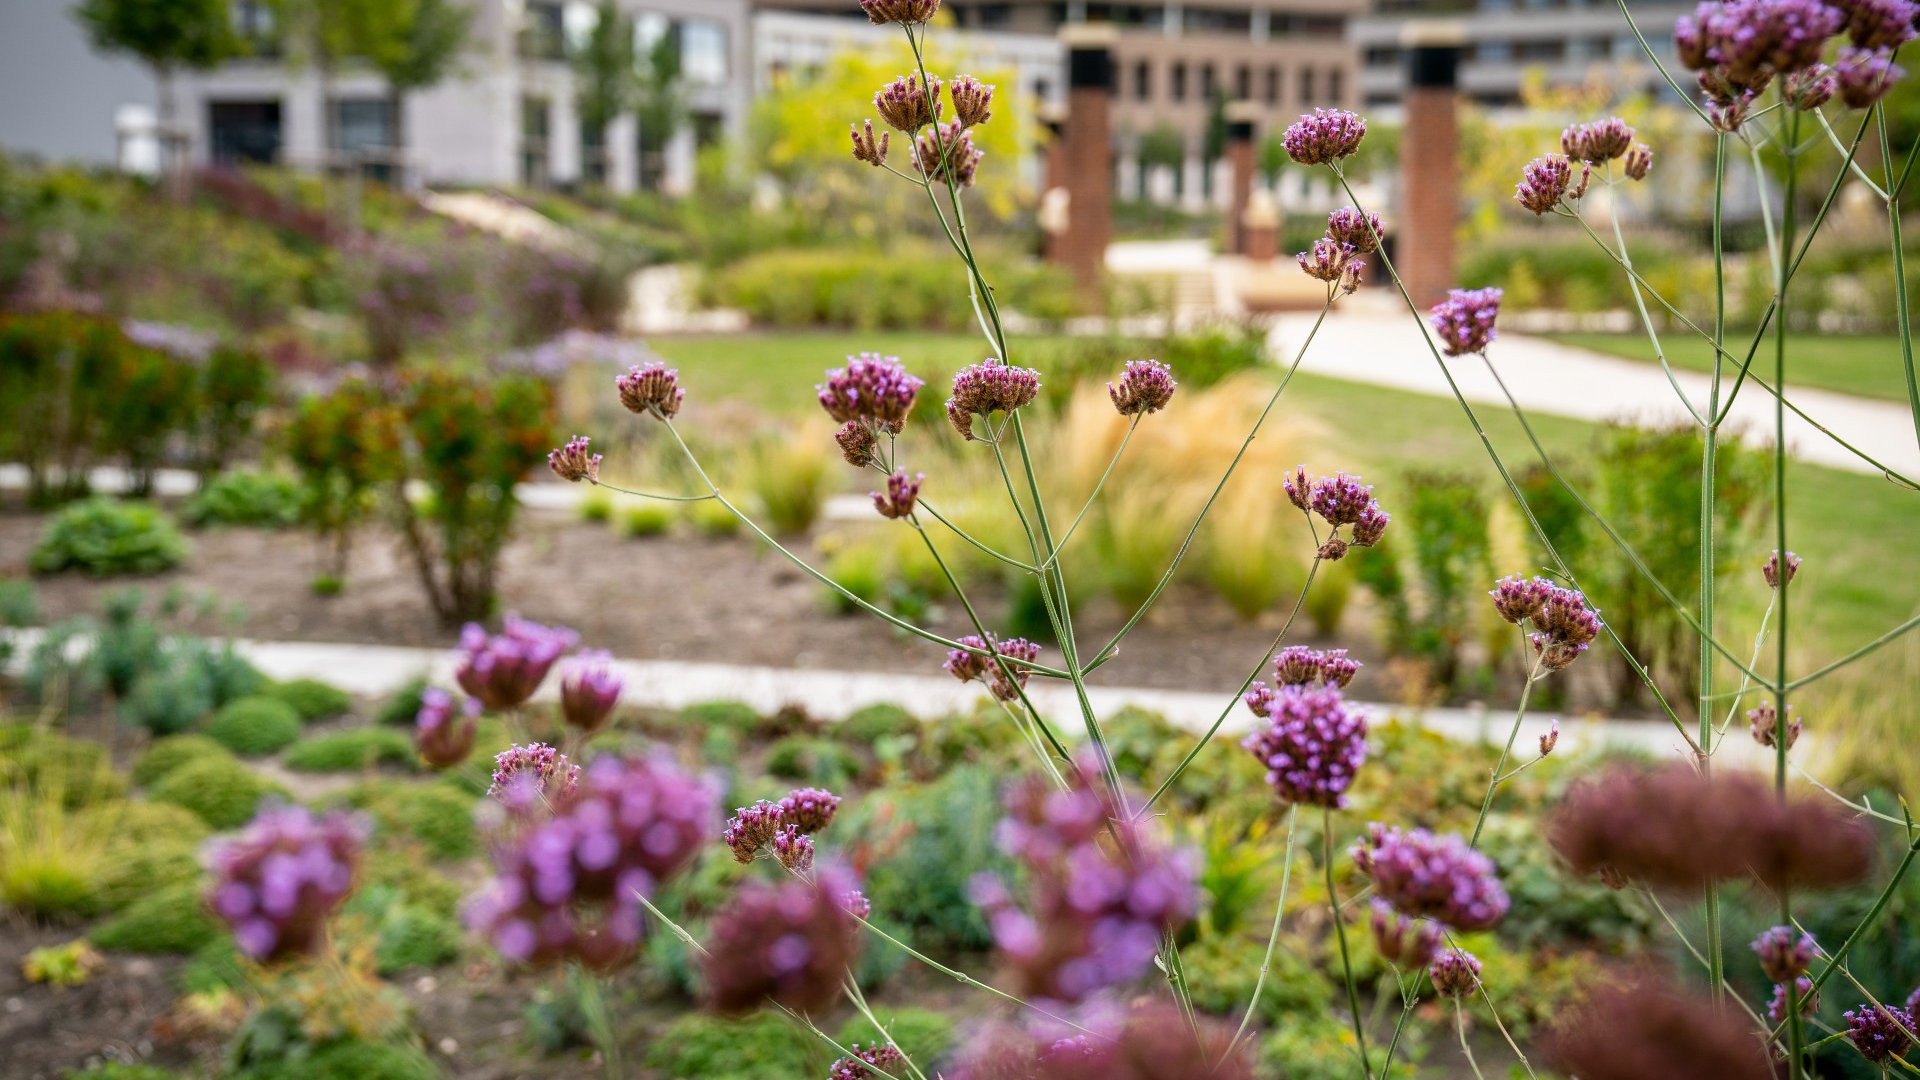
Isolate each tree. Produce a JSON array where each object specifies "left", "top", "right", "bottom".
[
  {"left": 633, "top": 26, "right": 686, "bottom": 191},
  {"left": 571, "top": 0, "right": 636, "bottom": 185},
  {"left": 1256, "top": 132, "right": 1286, "bottom": 191},
  {"left": 74, "top": 0, "right": 239, "bottom": 170},
  {"left": 337, "top": 0, "right": 472, "bottom": 166},
  {"left": 1138, "top": 124, "right": 1185, "bottom": 199}
]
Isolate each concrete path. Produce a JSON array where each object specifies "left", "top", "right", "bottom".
[
  {"left": 1, "top": 628, "right": 1752, "bottom": 766},
  {"left": 1270, "top": 297, "right": 1920, "bottom": 479}
]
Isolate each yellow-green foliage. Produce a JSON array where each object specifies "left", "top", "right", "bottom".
[
  {"left": 617, "top": 501, "right": 676, "bottom": 537},
  {"left": 0, "top": 761, "right": 122, "bottom": 919},
  {"left": 23, "top": 939, "right": 105, "bottom": 987},
  {"left": 743, "top": 428, "right": 835, "bottom": 535},
  {"left": 132, "top": 733, "right": 236, "bottom": 788}
]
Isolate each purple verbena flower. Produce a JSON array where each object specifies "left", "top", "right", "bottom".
[
  {"left": 1676, "top": 0, "right": 1842, "bottom": 96},
  {"left": 1240, "top": 684, "right": 1369, "bottom": 808},
  {"left": 1270, "top": 645, "right": 1362, "bottom": 689},
  {"left": 1623, "top": 142, "right": 1654, "bottom": 181},
  {"left": 207, "top": 804, "right": 367, "bottom": 963},
  {"left": 1283, "top": 108, "right": 1367, "bottom": 165},
  {"left": 1297, "top": 237, "right": 1361, "bottom": 294},
  {"left": 914, "top": 120, "right": 983, "bottom": 187},
  {"left": 779, "top": 787, "right": 842, "bottom": 833},
  {"left": 831, "top": 1044, "right": 906, "bottom": 1080},
  {"left": 1769, "top": 977, "right": 1820, "bottom": 1025},
  {"left": 1835, "top": 0, "right": 1920, "bottom": 49},
  {"left": 1783, "top": 64, "right": 1838, "bottom": 109},
  {"left": 724, "top": 800, "right": 786, "bottom": 864},
  {"left": 1108, "top": 359, "right": 1178, "bottom": 416},
  {"left": 414, "top": 687, "right": 479, "bottom": 769},
  {"left": 947, "top": 359, "right": 1040, "bottom": 440},
  {"left": 835, "top": 420, "right": 879, "bottom": 467},
  {"left": 772, "top": 823, "right": 815, "bottom": 871},
  {"left": 559, "top": 650, "right": 622, "bottom": 734},
  {"left": 875, "top": 74, "right": 941, "bottom": 131},
  {"left": 1430, "top": 287, "right": 1503, "bottom": 357},
  {"left": 1529, "top": 586, "right": 1603, "bottom": 671},
  {"left": 1838, "top": 46, "right": 1906, "bottom": 107},
  {"left": 1326, "top": 208, "right": 1385, "bottom": 254},
  {"left": 1763, "top": 549, "right": 1802, "bottom": 588},
  {"left": 872, "top": 469, "right": 923, "bottom": 519},
  {"left": 1309, "top": 472, "right": 1376, "bottom": 527},
  {"left": 1752, "top": 925, "right": 1817, "bottom": 982},
  {"left": 951, "top": 74, "right": 995, "bottom": 127},
  {"left": 1560, "top": 117, "right": 1636, "bottom": 163},
  {"left": 488, "top": 743, "right": 580, "bottom": 811},
  {"left": 1352, "top": 824, "right": 1510, "bottom": 931},
  {"left": 1540, "top": 720, "right": 1560, "bottom": 756},
  {"left": 615, "top": 361, "right": 684, "bottom": 419},
  {"left": 859, "top": 0, "right": 940, "bottom": 24},
  {"left": 1490, "top": 575, "right": 1554, "bottom": 625},
  {"left": 703, "top": 862, "right": 863, "bottom": 1012},
  {"left": 547, "top": 435, "right": 602, "bottom": 484},
  {"left": 1515, "top": 154, "right": 1579, "bottom": 216},
  {"left": 1370, "top": 900, "right": 1443, "bottom": 971},
  {"left": 456, "top": 615, "right": 579, "bottom": 711},
  {"left": 1430, "top": 948, "right": 1484, "bottom": 999},
  {"left": 818, "top": 354, "right": 923, "bottom": 435},
  {"left": 1846, "top": 1004, "right": 1916, "bottom": 1062},
  {"left": 1747, "top": 701, "right": 1802, "bottom": 749},
  {"left": 851, "top": 120, "right": 890, "bottom": 167},
  {"left": 970, "top": 757, "right": 1199, "bottom": 1003}
]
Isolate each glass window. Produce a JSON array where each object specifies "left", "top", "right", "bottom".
[
  {"left": 520, "top": 2, "right": 566, "bottom": 60},
  {"left": 634, "top": 11, "right": 669, "bottom": 53},
  {"left": 331, "top": 98, "right": 392, "bottom": 153},
  {"left": 1170, "top": 61, "right": 1187, "bottom": 102},
  {"left": 1235, "top": 64, "right": 1250, "bottom": 100},
  {"left": 1135, "top": 59, "right": 1153, "bottom": 100},
  {"left": 1264, "top": 64, "right": 1280, "bottom": 104},
  {"left": 1201, "top": 63, "right": 1216, "bottom": 98},
  {"left": 680, "top": 19, "right": 728, "bottom": 85},
  {"left": 1298, "top": 65, "right": 1314, "bottom": 103}
]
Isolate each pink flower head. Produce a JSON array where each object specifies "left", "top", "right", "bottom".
[
  {"left": 1241, "top": 684, "right": 1369, "bottom": 807},
  {"left": 1108, "top": 358, "right": 1178, "bottom": 416},
  {"left": 547, "top": 435, "right": 601, "bottom": 483},
  {"left": 872, "top": 469, "right": 923, "bottom": 519},
  {"left": 1429, "top": 287, "right": 1503, "bottom": 357},
  {"left": 946, "top": 358, "right": 1040, "bottom": 440},
  {"left": 455, "top": 614, "right": 579, "bottom": 711},
  {"left": 818, "top": 353, "right": 923, "bottom": 435},
  {"left": 413, "top": 688, "right": 479, "bottom": 769},
  {"left": 1283, "top": 108, "right": 1367, "bottom": 165},
  {"left": 207, "top": 804, "right": 367, "bottom": 963},
  {"left": 615, "top": 361, "right": 684, "bottom": 419},
  {"left": 559, "top": 650, "right": 622, "bottom": 734}
]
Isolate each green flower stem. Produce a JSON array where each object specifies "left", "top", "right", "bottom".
[
  {"left": 851, "top": 913, "right": 1100, "bottom": 1036},
  {"left": 774, "top": 1002, "right": 911, "bottom": 1080},
  {"left": 1324, "top": 807, "right": 1373, "bottom": 1080},
  {"left": 1601, "top": 171, "right": 1706, "bottom": 426},
  {"left": 1613, "top": 0, "right": 1710, "bottom": 125},
  {"left": 1227, "top": 805, "right": 1300, "bottom": 1059},
  {"left": 1701, "top": 128, "right": 1729, "bottom": 1002},
  {"left": 1474, "top": 983, "right": 1538, "bottom": 1080},
  {"left": 1803, "top": 838, "right": 1920, "bottom": 1002},
  {"left": 1879, "top": 103, "right": 1920, "bottom": 454},
  {"left": 1085, "top": 298, "right": 1333, "bottom": 672},
  {"left": 1777, "top": 104, "right": 1804, "bottom": 1080},
  {"left": 843, "top": 974, "right": 930, "bottom": 1080},
  {"left": 911, "top": 496, "right": 1037, "bottom": 572},
  {"left": 1784, "top": 612, "right": 1920, "bottom": 692},
  {"left": 1456, "top": 1002, "right": 1488, "bottom": 1080},
  {"left": 634, "top": 890, "right": 708, "bottom": 956},
  {"left": 1139, "top": 554, "right": 1323, "bottom": 814},
  {"left": 586, "top": 480, "right": 715, "bottom": 502},
  {"left": 1814, "top": 107, "right": 1889, "bottom": 200},
  {"left": 570, "top": 965, "right": 622, "bottom": 1080},
  {"left": 1041, "top": 414, "right": 1142, "bottom": 571},
  {"left": 1332, "top": 168, "right": 1706, "bottom": 754},
  {"left": 1378, "top": 982, "right": 1419, "bottom": 1078},
  {"left": 1468, "top": 644, "right": 1546, "bottom": 849}
]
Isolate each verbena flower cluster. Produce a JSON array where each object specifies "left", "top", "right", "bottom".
[
  {"left": 466, "top": 753, "right": 716, "bottom": 970},
  {"left": 1429, "top": 947, "right": 1483, "bottom": 999},
  {"left": 1241, "top": 684, "right": 1370, "bottom": 807},
  {"left": 915, "top": 120, "right": 984, "bottom": 187},
  {"left": 859, "top": 0, "right": 939, "bottom": 24},
  {"left": 1489, "top": 575, "right": 1604, "bottom": 671},
  {"left": 970, "top": 761, "right": 1199, "bottom": 1003},
  {"left": 1353, "top": 824, "right": 1511, "bottom": 932},
  {"left": 1764, "top": 548, "right": 1802, "bottom": 588},
  {"left": 1429, "top": 287, "right": 1503, "bottom": 358},
  {"left": 488, "top": 742, "right": 580, "bottom": 810},
  {"left": 703, "top": 862, "right": 863, "bottom": 1013},
  {"left": 947, "top": 358, "right": 1041, "bottom": 440},
  {"left": 456, "top": 614, "right": 580, "bottom": 711},
  {"left": 207, "top": 805, "right": 367, "bottom": 964},
  {"left": 1297, "top": 206, "right": 1383, "bottom": 296},
  {"left": 559, "top": 650, "right": 622, "bottom": 733},
  {"left": 1561, "top": 117, "right": 1636, "bottom": 164},
  {"left": 1549, "top": 763, "right": 1875, "bottom": 892},
  {"left": 722, "top": 787, "right": 842, "bottom": 863},
  {"left": 1107, "top": 359, "right": 1177, "bottom": 416},
  {"left": 819, "top": 353, "right": 924, "bottom": 435},
  {"left": 1747, "top": 700, "right": 1802, "bottom": 749},
  {"left": 1845, "top": 1003, "right": 1915, "bottom": 1063},
  {"left": 1544, "top": 973, "right": 1775, "bottom": 1080},
  {"left": 944, "top": 633, "right": 1042, "bottom": 701},
  {"left": 1514, "top": 154, "right": 1586, "bottom": 215},
  {"left": 1244, "top": 646, "right": 1361, "bottom": 716},
  {"left": 1751, "top": 924, "right": 1816, "bottom": 982},
  {"left": 1283, "top": 467, "right": 1390, "bottom": 560},
  {"left": 1283, "top": 108, "right": 1367, "bottom": 165},
  {"left": 615, "top": 360, "right": 685, "bottom": 419},
  {"left": 1676, "top": 0, "right": 1909, "bottom": 121},
  {"left": 414, "top": 687, "right": 479, "bottom": 768},
  {"left": 548, "top": 435, "right": 601, "bottom": 483},
  {"left": 829, "top": 1044, "right": 906, "bottom": 1080},
  {"left": 872, "top": 469, "right": 923, "bottom": 519}
]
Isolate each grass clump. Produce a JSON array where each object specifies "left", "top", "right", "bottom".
[
  {"left": 204, "top": 695, "right": 303, "bottom": 757},
  {"left": 132, "top": 734, "right": 235, "bottom": 788},
  {"left": 151, "top": 756, "right": 280, "bottom": 829},
  {"left": 265, "top": 677, "right": 354, "bottom": 722},
  {"left": 91, "top": 883, "right": 222, "bottom": 954},
  {"left": 283, "top": 729, "right": 418, "bottom": 774}
]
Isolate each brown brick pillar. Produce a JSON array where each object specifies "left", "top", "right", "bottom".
[
  {"left": 1054, "top": 25, "right": 1115, "bottom": 307},
  {"left": 1400, "top": 31, "right": 1464, "bottom": 308},
  {"left": 1224, "top": 101, "right": 1257, "bottom": 255},
  {"left": 1244, "top": 191, "right": 1278, "bottom": 261}
]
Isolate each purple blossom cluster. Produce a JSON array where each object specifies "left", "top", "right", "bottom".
[
  {"left": 455, "top": 614, "right": 579, "bottom": 711},
  {"left": 206, "top": 804, "right": 367, "bottom": 963},
  {"left": 837, "top": 421, "right": 880, "bottom": 466},
  {"left": 944, "top": 633, "right": 1042, "bottom": 701},
  {"left": 818, "top": 354, "right": 924, "bottom": 435},
  {"left": 703, "top": 862, "right": 863, "bottom": 1013},
  {"left": 1283, "top": 468, "right": 1390, "bottom": 558},
  {"left": 414, "top": 687, "right": 479, "bottom": 769},
  {"left": 947, "top": 358, "right": 1041, "bottom": 440},
  {"left": 1770, "top": 976, "right": 1820, "bottom": 1024},
  {"left": 772, "top": 824, "right": 815, "bottom": 871},
  {"left": 1352, "top": 824, "right": 1510, "bottom": 932},
  {"left": 1623, "top": 142, "right": 1654, "bottom": 181},
  {"left": 950, "top": 74, "right": 995, "bottom": 127},
  {"left": 1489, "top": 576, "right": 1602, "bottom": 671},
  {"left": 488, "top": 743, "right": 580, "bottom": 810},
  {"left": 615, "top": 360, "right": 685, "bottom": 419},
  {"left": 1370, "top": 900, "right": 1443, "bottom": 971},
  {"left": 1240, "top": 684, "right": 1370, "bottom": 808},
  {"left": 1429, "top": 287, "right": 1503, "bottom": 357},
  {"left": 1764, "top": 549, "right": 1803, "bottom": 588},
  {"left": 1283, "top": 108, "right": 1367, "bottom": 165},
  {"left": 548, "top": 435, "right": 602, "bottom": 484},
  {"left": 1296, "top": 237, "right": 1365, "bottom": 296},
  {"left": 875, "top": 74, "right": 941, "bottom": 131},
  {"left": 1846, "top": 1003, "right": 1916, "bottom": 1062},
  {"left": 1429, "top": 947, "right": 1483, "bottom": 999},
  {"left": 872, "top": 469, "right": 923, "bottom": 519},
  {"left": 1837, "top": 44, "right": 1906, "bottom": 106},
  {"left": 467, "top": 753, "right": 717, "bottom": 970},
  {"left": 722, "top": 787, "right": 842, "bottom": 863},
  {"left": 850, "top": 119, "right": 890, "bottom": 168},
  {"left": 559, "top": 650, "right": 623, "bottom": 733},
  {"left": 970, "top": 760, "right": 1199, "bottom": 1003},
  {"left": 859, "top": 0, "right": 940, "bottom": 24},
  {"left": 1752, "top": 925, "right": 1816, "bottom": 982},
  {"left": 1245, "top": 647, "right": 1360, "bottom": 716},
  {"left": 1676, "top": 0, "right": 1842, "bottom": 97},
  {"left": 914, "top": 120, "right": 984, "bottom": 187},
  {"left": 830, "top": 1044, "right": 907, "bottom": 1080},
  {"left": 1784, "top": 63, "right": 1840, "bottom": 108},
  {"left": 1747, "top": 700, "right": 1803, "bottom": 749},
  {"left": 1325, "top": 208, "right": 1385, "bottom": 253},
  {"left": 1560, "top": 117, "right": 1636, "bottom": 164},
  {"left": 1107, "top": 359, "right": 1178, "bottom": 416},
  {"left": 1835, "top": 0, "right": 1920, "bottom": 49},
  {"left": 944, "top": 1002, "right": 1255, "bottom": 1080},
  {"left": 1514, "top": 154, "right": 1587, "bottom": 216}
]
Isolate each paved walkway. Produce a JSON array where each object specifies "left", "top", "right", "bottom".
[
  {"left": 2, "top": 629, "right": 1753, "bottom": 766},
  {"left": 1270, "top": 297, "right": 1920, "bottom": 479}
]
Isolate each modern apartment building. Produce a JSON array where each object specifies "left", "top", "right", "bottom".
[
  {"left": 756, "top": 0, "right": 1363, "bottom": 207},
  {"left": 1351, "top": 0, "right": 1692, "bottom": 115},
  {"left": 0, "top": 0, "right": 752, "bottom": 194}
]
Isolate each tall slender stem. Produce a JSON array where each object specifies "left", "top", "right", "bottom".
[
  {"left": 1776, "top": 104, "right": 1804, "bottom": 1080},
  {"left": 1325, "top": 807, "right": 1373, "bottom": 1079},
  {"left": 1228, "top": 805, "right": 1300, "bottom": 1057},
  {"left": 1700, "top": 128, "right": 1728, "bottom": 1005},
  {"left": 1468, "top": 646, "right": 1544, "bottom": 848}
]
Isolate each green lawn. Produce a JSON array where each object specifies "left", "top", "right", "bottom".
[
  {"left": 648, "top": 330, "right": 1920, "bottom": 672},
  {"left": 1548, "top": 331, "right": 1915, "bottom": 403}
]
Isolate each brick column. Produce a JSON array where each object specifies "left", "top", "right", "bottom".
[
  {"left": 1400, "top": 26, "right": 1464, "bottom": 308},
  {"left": 1053, "top": 25, "right": 1116, "bottom": 306},
  {"left": 1039, "top": 104, "right": 1068, "bottom": 262},
  {"left": 1224, "top": 101, "right": 1258, "bottom": 254},
  {"left": 1244, "top": 190, "right": 1278, "bottom": 261}
]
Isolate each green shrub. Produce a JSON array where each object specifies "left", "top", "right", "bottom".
[
  {"left": 1352, "top": 471, "right": 1492, "bottom": 693},
  {"left": 342, "top": 782, "right": 476, "bottom": 861},
  {"left": 91, "top": 884, "right": 222, "bottom": 954},
  {"left": 359, "top": 842, "right": 465, "bottom": 917},
  {"left": 688, "top": 497, "right": 741, "bottom": 536},
  {"left": 92, "top": 802, "right": 210, "bottom": 911},
  {"left": 151, "top": 756, "right": 280, "bottom": 829},
  {"left": 833, "top": 1008, "right": 955, "bottom": 1066},
  {"left": 62, "top": 1065, "right": 186, "bottom": 1080},
  {"left": 764, "top": 735, "right": 860, "bottom": 788},
  {"left": 838, "top": 703, "right": 920, "bottom": 745},
  {"left": 231, "top": 1039, "right": 441, "bottom": 1080},
  {"left": 853, "top": 766, "right": 1009, "bottom": 955},
  {"left": 678, "top": 700, "right": 764, "bottom": 734},
  {"left": 643, "top": 1013, "right": 818, "bottom": 1080},
  {"left": 180, "top": 936, "right": 246, "bottom": 995},
  {"left": 745, "top": 436, "right": 833, "bottom": 535},
  {"left": 0, "top": 731, "right": 124, "bottom": 808},
  {"left": 204, "top": 695, "right": 303, "bottom": 757},
  {"left": 283, "top": 729, "right": 417, "bottom": 773},
  {"left": 709, "top": 243, "right": 1077, "bottom": 331},
  {"left": 617, "top": 501, "right": 676, "bottom": 537},
  {"left": 183, "top": 470, "right": 303, "bottom": 528},
  {"left": 265, "top": 677, "right": 354, "bottom": 722},
  {"left": 30, "top": 498, "right": 189, "bottom": 577},
  {"left": 372, "top": 906, "right": 461, "bottom": 975},
  {"left": 375, "top": 675, "right": 431, "bottom": 727},
  {"left": 132, "top": 734, "right": 236, "bottom": 788},
  {"left": 1258, "top": 1013, "right": 1421, "bottom": 1080},
  {"left": 578, "top": 487, "right": 614, "bottom": 523}
]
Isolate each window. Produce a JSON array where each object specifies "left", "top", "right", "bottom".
[
  {"left": 1364, "top": 46, "right": 1398, "bottom": 68},
  {"left": 1476, "top": 40, "right": 1513, "bottom": 63},
  {"left": 331, "top": 99, "right": 392, "bottom": 154},
  {"left": 230, "top": 0, "right": 276, "bottom": 55},
  {"left": 1200, "top": 62, "right": 1216, "bottom": 98},
  {"left": 1298, "top": 66, "right": 1314, "bottom": 104},
  {"left": 1328, "top": 69, "right": 1343, "bottom": 103},
  {"left": 680, "top": 19, "right": 729, "bottom": 85},
  {"left": 208, "top": 100, "right": 282, "bottom": 165},
  {"left": 1235, "top": 64, "right": 1250, "bottom": 100},
  {"left": 1170, "top": 61, "right": 1187, "bottom": 101},
  {"left": 1135, "top": 59, "right": 1153, "bottom": 100},
  {"left": 519, "top": 2, "right": 566, "bottom": 60},
  {"left": 1264, "top": 64, "right": 1280, "bottom": 104}
]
